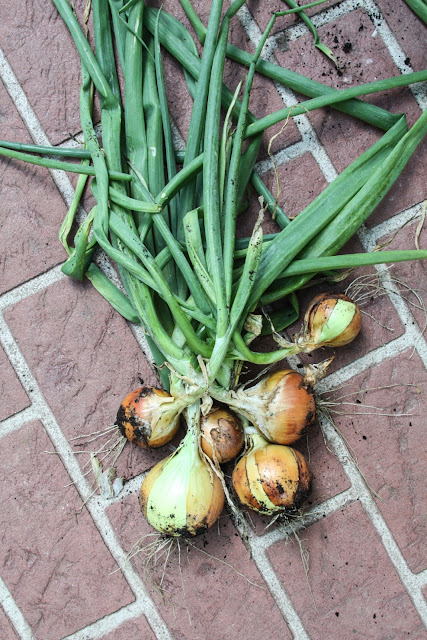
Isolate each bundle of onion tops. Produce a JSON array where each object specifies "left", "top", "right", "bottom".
[{"left": 3, "top": 0, "right": 427, "bottom": 538}]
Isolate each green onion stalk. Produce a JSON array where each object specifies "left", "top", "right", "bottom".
[{"left": 3, "top": 0, "right": 427, "bottom": 536}]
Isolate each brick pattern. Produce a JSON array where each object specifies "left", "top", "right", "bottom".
[{"left": 0, "top": 1, "right": 426, "bottom": 639}]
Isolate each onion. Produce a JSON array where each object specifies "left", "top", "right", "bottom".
[
  {"left": 232, "top": 431, "right": 311, "bottom": 514},
  {"left": 226, "top": 369, "right": 316, "bottom": 445},
  {"left": 116, "top": 386, "right": 184, "bottom": 448},
  {"left": 299, "top": 292, "right": 361, "bottom": 350},
  {"left": 200, "top": 406, "right": 244, "bottom": 464},
  {"left": 139, "top": 403, "right": 225, "bottom": 536}
]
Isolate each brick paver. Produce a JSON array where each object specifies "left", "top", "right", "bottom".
[
  {"left": 0, "top": 0, "right": 426, "bottom": 639},
  {"left": 268, "top": 501, "right": 426, "bottom": 639}
]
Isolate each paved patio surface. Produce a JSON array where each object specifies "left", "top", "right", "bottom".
[{"left": 0, "top": 1, "right": 426, "bottom": 639}]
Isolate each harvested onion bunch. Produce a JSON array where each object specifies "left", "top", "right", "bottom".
[{"left": 4, "top": 0, "right": 427, "bottom": 546}]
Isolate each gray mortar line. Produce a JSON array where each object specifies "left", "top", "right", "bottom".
[
  {"left": 227, "top": 509, "right": 312, "bottom": 640},
  {"left": 62, "top": 601, "right": 144, "bottom": 640},
  {"left": 0, "top": 577, "right": 35, "bottom": 640},
  {"left": 84, "top": 504, "right": 172, "bottom": 640},
  {"left": 366, "top": 202, "right": 425, "bottom": 243},
  {"left": 0, "top": 406, "right": 41, "bottom": 439},
  {"left": 316, "top": 333, "right": 412, "bottom": 392},
  {"left": 0, "top": 266, "right": 65, "bottom": 311},
  {"left": 248, "top": 548, "right": 311, "bottom": 640}
]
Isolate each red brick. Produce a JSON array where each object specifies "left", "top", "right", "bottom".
[
  {"left": 256, "top": 152, "right": 330, "bottom": 221},
  {"left": 373, "top": 219, "right": 427, "bottom": 336},
  {"left": 100, "top": 616, "right": 156, "bottom": 640},
  {"left": 325, "top": 353, "right": 427, "bottom": 573},
  {"left": 0, "top": 344, "right": 30, "bottom": 422},
  {"left": 0, "top": 609, "right": 19, "bottom": 640},
  {"left": 0, "top": 420, "right": 135, "bottom": 639},
  {"left": 237, "top": 151, "right": 330, "bottom": 248},
  {"left": 107, "top": 495, "right": 294, "bottom": 640},
  {"left": 4, "top": 279, "right": 161, "bottom": 482},
  {"left": 0, "top": 82, "right": 69, "bottom": 294},
  {"left": 268, "top": 501, "right": 426, "bottom": 638}
]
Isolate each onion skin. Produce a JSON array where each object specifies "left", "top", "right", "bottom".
[
  {"left": 139, "top": 452, "right": 225, "bottom": 537},
  {"left": 303, "top": 293, "right": 361, "bottom": 349},
  {"left": 116, "top": 387, "right": 180, "bottom": 448},
  {"left": 244, "top": 370, "right": 316, "bottom": 445},
  {"left": 232, "top": 434, "right": 312, "bottom": 514},
  {"left": 200, "top": 407, "right": 244, "bottom": 463},
  {"left": 261, "top": 370, "right": 315, "bottom": 444}
]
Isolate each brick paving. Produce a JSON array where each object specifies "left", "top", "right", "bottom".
[{"left": 0, "top": 1, "right": 426, "bottom": 639}]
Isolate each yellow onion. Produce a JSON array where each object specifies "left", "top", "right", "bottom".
[
  {"left": 232, "top": 430, "right": 311, "bottom": 514},
  {"left": 226, "top": 369, "right": 315, "bottom": 445},
  {"left": 200, "top": 406, "right": 244, "bottom": 464},
  {"left": 299, "top": 292, "right": 361, "bottom": 350},
  {"left": 139, "top": 404, "right": 225, "bottom": 536},
  {"left": 116, "top": 387, "right": 185, "bottom": 448}
]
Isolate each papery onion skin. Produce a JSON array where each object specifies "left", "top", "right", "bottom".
[
  {"left": 303, "top": 293, "right": 362, "bottom": 348},
  {"left": 245, "top": 370, "right": 316, "bottom": 445},
  {"left": 139, "top": 450, "right": 225, "bottom": 537},
  {"left": 116, "top": 387, "right": 180, "bottom": 448},
  {"left": 232, "top": 436, "right": 312, "bottom": 515},
  {"left": 200, "top": 407, "right": 244, "bottom": 463}
]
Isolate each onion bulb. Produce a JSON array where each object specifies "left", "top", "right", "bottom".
[
  {"left": 139, "top": 403, "right": 225, "bottom": 536},
  {"left": 200, "top": 407, "right": 244, "bottom": 464},
  {"left": 232, "top": 431, "right": 311, "bottom": 514},
  {"left": 227, "top": 370, "right": 316, "bottom": 445},
  {"left": 299, "top": 292, "right": 361, "bottom": 351},
  {"left": 116, "top": 387, "right": 185, "bottom": 448}
]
